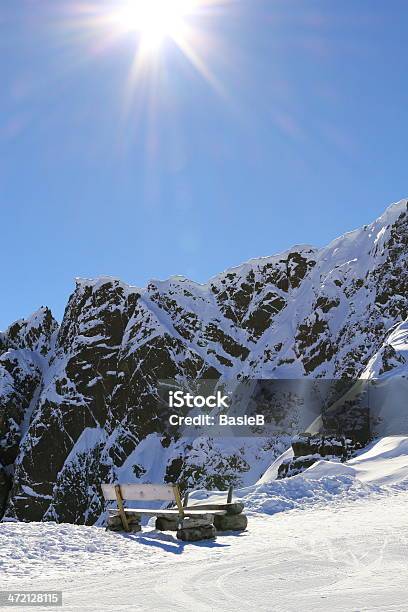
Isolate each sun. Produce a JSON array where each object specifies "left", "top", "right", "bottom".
[
  {"left": 112, "top": 0, "right": 198, "bottom": 50},
  {"left": 65, "top": 0, "right": 227, "bottom": 111}
]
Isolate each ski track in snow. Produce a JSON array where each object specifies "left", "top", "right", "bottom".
[{"left": 1, "top": 491, "right": 408, "bottom": 612}]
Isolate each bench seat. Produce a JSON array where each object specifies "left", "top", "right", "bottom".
[
  {"left": 109, "top": 507, "right": 227, "bottom": 517},
  {"left": 183, "top": 502, "right": 243, "bottom": 514}
]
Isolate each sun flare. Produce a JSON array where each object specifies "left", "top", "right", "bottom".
[
  {"left": 112, "top": 0, "right": 198, "bottom": 50},
  {"left": 64, "top": 0, "right": 229, "bottom": 130}
]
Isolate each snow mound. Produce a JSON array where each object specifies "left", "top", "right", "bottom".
[
  {"left": 243, "top": 436, "right": 408, "bottom": 514},
  {"left": 270, "top": 435, "right": 408, "bottom": 487},
  {"left": 237, "top": 474, "right": 377, "bottom": 516},
  {"left": 189, "top": 436, "right": 408, "bottom": 516},
  {"left": 304, "top": 436, "right": 408, "bottom": 485}
]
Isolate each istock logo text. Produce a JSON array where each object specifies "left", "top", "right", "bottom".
[{"left": 168, "top": 390, "right": 230, "bottom": 409}]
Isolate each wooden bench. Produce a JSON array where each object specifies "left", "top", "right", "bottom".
[
  {"left": 101, "top": 483, "right": 227, "bottom": 538},
  {"left": 102, "top": 483, "right": 248, "bottom": 538}
]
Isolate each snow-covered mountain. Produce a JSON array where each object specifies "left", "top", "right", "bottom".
[{"left": 1, "top": 199, "right": 408, "bottom": 524}]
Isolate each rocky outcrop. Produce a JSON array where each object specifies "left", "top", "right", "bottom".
[
  {"left": 1, "top": 200, "right": 408, "bottom": 524},
  {"left": 277, "top": 433, "right": 362, "bottom": 478},
  {"left": 0, "top": 308, "right": 58, "bottom": 520},
  {"left": 0, "top": 463, "right": 10, "bottom": 516}
]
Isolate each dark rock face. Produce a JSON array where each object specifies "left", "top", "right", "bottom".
[
  {"left": 0, "top": 308, "right": 58, "bottom": 521},
  {"left": 278, "top": 433, "right": 363, "bottom": 479},
  {"left": 0, "top": 464, "right": 10, "bottom": 516},
  {"left": 1, "top": 200, "right": 408, "bottom": 525},
  {"left": 0, "top": 351, "right": 42, "bottom": 468}
]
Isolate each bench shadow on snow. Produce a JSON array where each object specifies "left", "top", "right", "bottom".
[{"left": 119, "top": 529, "right": 248, "bottom": 554}]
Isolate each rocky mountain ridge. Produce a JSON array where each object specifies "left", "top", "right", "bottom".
[{"left": 1, "top": 199, "right": 407, "bottom": 524}]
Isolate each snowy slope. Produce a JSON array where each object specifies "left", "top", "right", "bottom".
[
  {"left": 2, "top": 494, "right": 408, "bottom": 612},
  {"left": 304, "top": 436, "right": 408, "bottom": 486},
  {"left": 1, "top": 199, "right": 408, "bottom": 524},
  {"left": 187, "top": 435, "right": 408, "bottom": 514},
  {"left": 1, "top": 437, "right": 408, "bottom": 611}
]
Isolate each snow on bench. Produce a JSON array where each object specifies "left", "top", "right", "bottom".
[
  {"left": 101, "top": 483, "right": 247, "bottom": 540},
  {"left": 101, "top": 483, "right": 225, "bottom": 534}
]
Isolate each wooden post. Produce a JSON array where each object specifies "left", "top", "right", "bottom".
[
  {"left": 114, "top": 484, "right": 130, "bottom": 532},
  {"left": 183, "top": 491, "right": 189, "bottom": 507},
  {"left": 227, "top": 485, "right": 233, "bottom": 504},
  {"left": 172, "top": 484, "right": 184, "bottom": 526}
]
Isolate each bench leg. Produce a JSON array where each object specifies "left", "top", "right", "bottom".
[
  {"left": 214, "top": 514, "right": 248, "bottom": 532},
  {"left": 177, "top": 524, "right": 216, "bottom": 541},
  {"left": 107, "top": 512, "right": 141, "bottom": 532},
  {"left": 114, "top": 485, "right": 130, "bottom": 532},
  {"left": 176, "top": 515, "right": 216, "bottom": 541},
  {"left": 155, "top": 517, "right": 178, "bottom": 531}
]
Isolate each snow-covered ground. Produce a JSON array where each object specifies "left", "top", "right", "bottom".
[{"left": 1, "top": 437, "right": 408, "bottom": 611}]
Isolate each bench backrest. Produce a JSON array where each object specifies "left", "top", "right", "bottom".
[
  {"left": 102, "top": 483, "right": 184, "bottom": 532},
  {"left": 101, "top": 483, "right": 176, "bottom": 502}
]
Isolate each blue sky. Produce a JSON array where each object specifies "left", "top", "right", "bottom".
[{"left": 1, "top": 1, "right": 408, "bottom": 329}]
